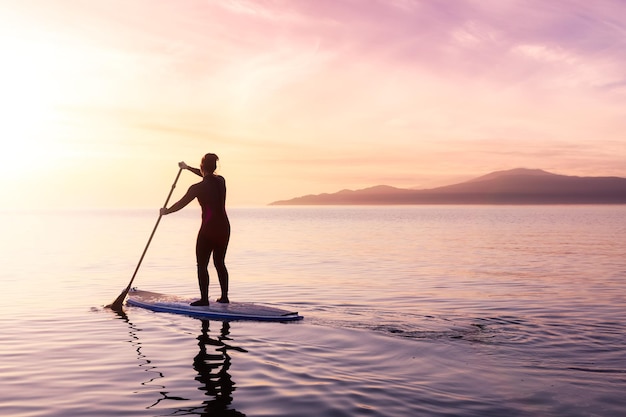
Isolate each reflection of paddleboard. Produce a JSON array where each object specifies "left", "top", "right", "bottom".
[{"left": 127, "top": 289, "right": 303, "bottom": 322}]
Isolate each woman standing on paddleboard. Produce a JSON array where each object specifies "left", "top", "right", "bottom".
[{"left": 160, "top": 153, "right": 231, "bottom": 306}]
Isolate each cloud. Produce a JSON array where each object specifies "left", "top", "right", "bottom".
[
  {"left": 4, "top": 0, "right": 626, "bottom": 206},
  {"left": 512, "top": 44, "right": 576, "bottom": 65},
  {"left": 596, "top": 78, "right": 626, "bottom": 92}
]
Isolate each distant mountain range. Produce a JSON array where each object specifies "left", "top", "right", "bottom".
[{"left": 270, "top": 168, "right": 626, "bottom": 205}]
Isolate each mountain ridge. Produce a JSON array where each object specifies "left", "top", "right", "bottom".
[{"left": 270, "top": 168, "right": 626, "bottom": 205}]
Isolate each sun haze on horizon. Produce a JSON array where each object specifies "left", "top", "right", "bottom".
[{"left": 1, "top": 1, "right": 625, "bottom": 209}]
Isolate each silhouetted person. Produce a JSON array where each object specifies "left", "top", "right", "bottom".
[{"left": 161, "top": 154, "right": 231, "bottom": 305}]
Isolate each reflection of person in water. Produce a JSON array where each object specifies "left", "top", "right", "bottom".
[
  {"left": 118, "top": 309, "right": 247, "bottom": 414},
  {"left": 191, "top": 320, "right": 247, "bottom": 416}
]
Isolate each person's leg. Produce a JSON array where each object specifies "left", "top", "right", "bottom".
[
  {"left": 193, "top": 234, "right": 213, "bottom": 306},
  {"left": 213, "top": 243, "right": 229, "bottom": 303}
]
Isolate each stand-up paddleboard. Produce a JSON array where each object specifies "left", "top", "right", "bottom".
[{"left": 127, "top": 289, "right": 303, "bottom": 322}]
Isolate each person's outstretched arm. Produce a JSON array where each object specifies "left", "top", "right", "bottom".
[
  {"left": 161, "top": 185, "right": 197, "bottom": 215},
  {"left": 179, "top": 161, "right": 202, "bottom": 177}
]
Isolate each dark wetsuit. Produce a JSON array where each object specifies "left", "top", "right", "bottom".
[{"left": 168, "top": 174, "right": 230, "bottom": 302}]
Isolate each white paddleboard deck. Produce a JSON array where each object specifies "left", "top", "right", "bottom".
[{"left": 127, "top": 289, "right": 303, "bottom": 322}]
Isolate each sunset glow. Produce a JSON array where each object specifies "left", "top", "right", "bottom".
[{"left": 1, "top": 1, "right": 625, "bottom": 208}]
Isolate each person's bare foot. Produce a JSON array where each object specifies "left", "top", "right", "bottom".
[
  {"left": 216, "top": 297, "right": 229, "bottom": 304},
  {"left": 190, "top": 299, "right": 209, "bottom": 306}
]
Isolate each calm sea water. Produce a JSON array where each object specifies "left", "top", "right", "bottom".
[{"left": 1, "top": 206, "right": 625, "bottom": 416}]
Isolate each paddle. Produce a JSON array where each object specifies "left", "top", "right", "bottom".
[{"left": 106, "top": 167, "right": 183, "bottom": 311}]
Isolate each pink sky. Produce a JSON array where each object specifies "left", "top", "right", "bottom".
[{"left": 1, "top": 0, "right": 625, "bottom": 207}]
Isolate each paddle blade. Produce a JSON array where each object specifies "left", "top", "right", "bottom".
[{"left": 106, "top": 287, "right": 130, "bottom": 311}]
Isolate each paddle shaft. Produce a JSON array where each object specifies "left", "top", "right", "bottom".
[{"left": 107, "top": 167, "right": 184, "bottom": 310}]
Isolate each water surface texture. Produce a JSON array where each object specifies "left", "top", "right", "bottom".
[{"left": 1, "top": 206, "right": 625, "bottom": 416}]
